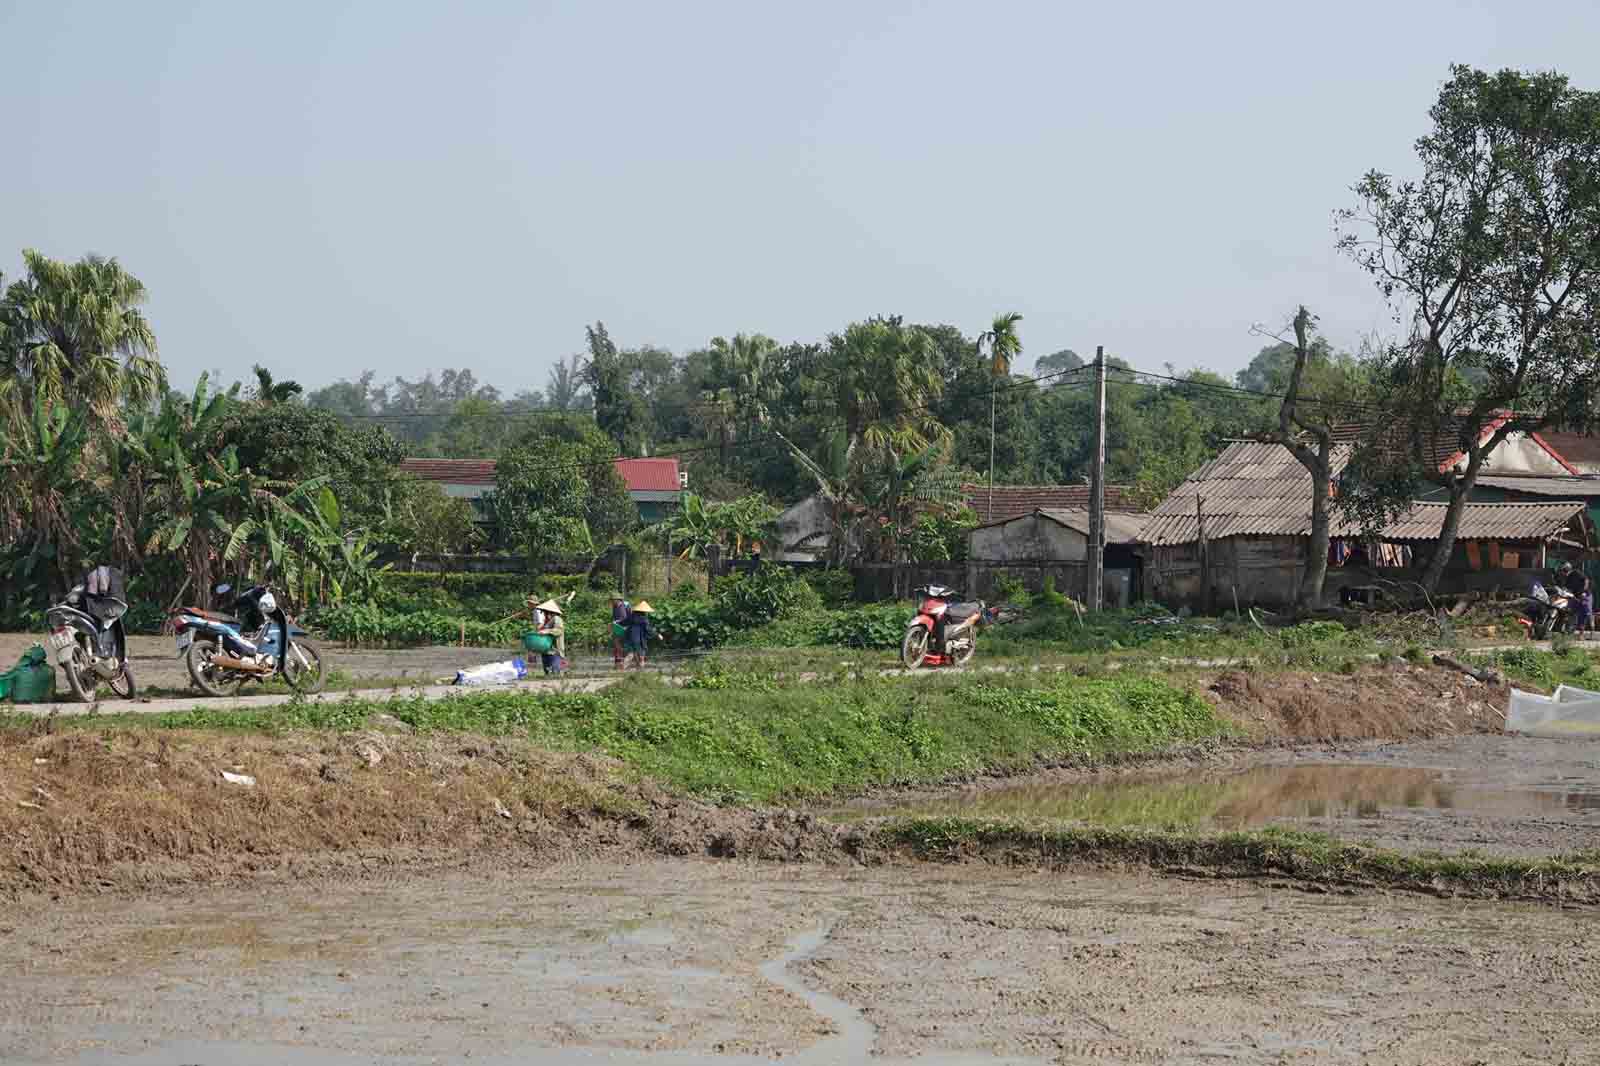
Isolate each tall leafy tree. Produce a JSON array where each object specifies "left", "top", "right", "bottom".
[
  {"left": 544, "top": 354, "right": 588, "bottom": 411},
  {"left": 0, "top": 250, "right": 165, "bottom": 419},
  {"left": 699, "top": 332, "right": 777, "bottom": 460},
  {"left": 581, "top": 322, "right": 650, "bottom": 453},
  {"left": 1337, "top": 65, "right": 1600, "bottom": 592}
]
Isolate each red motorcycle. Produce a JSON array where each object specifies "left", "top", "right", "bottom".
[{"left": 901, "top": 584, "right": 990, "bottom": 669}]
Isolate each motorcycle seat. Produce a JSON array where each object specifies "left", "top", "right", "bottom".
[
  {"left": 183, "top": 607, "right": 240, "bottom": 624},
  {"left": 945, "top": 602, "right": 983, "bottom": 623}
]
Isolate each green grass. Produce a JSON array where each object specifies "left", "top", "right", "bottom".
[
  {"left": 1472, "top": 646, "right": 1600, "bottom": 691},
  {"left": 4, "top": 672, "right": 1233, "bottom": 805},
  {"left": 880, "top": 819, "right": 1600, "bottom": 902}
]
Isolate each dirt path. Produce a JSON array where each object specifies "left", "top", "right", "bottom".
[{"left": 1, "top": 859, "right": 1593, "bottom": 1066}]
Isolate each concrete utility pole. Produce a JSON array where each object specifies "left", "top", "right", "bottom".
[{"left": 1087, "top": 345, "right": 1107, "bottom": 611}]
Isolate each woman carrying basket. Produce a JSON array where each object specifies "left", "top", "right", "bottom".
[{"left": 526, "top": 597, "right": 566, "bottom": 675}]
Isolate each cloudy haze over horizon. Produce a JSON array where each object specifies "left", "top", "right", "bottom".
[{"left": 4, "top": 0, "right": 1600, "bottom": 394}]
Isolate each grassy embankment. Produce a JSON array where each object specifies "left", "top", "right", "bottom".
[
  {"left": 7, "top": 664, "right": 1598, "bottom": 900},
  {"left": 7, "top": 671, "right": 1230, "bottom": 803}
]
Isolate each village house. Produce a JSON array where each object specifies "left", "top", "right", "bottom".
[
  {"left": 397, "top": 456, "right": 686, "bottom": 525},
  {"left": 967, "top": 508, "right": 1149, "bottom": 606},
  {"left": 774, "top": 482, "right": 1142, "bottom": 564},
  {"left": 1143, "top": 434, "right": 1594, "bottom": 611}
]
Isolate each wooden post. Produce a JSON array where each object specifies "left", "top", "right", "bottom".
[
  {"left": 1087, "top": 345, "right": 1107, "bottom": 611},
  {"left": 1196, "top": 494, "right": 1211, "bottom": 615},
  {"left": 666, "top": 532, "right": 674, "bottom": 593}
]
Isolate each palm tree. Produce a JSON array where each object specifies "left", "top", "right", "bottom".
[
  {"left": 977, "top": 312, "right": 1023, "bottom": 522},
  {"left": 0, "top": 250, "right": 164, "bottom": 419},
  {"left": 820, "top": 318, "right": 946, "bottom": 451},
  {"left": 251, "top": 365, "right": 303, "bottom": 405},
  {"left": 700, "top": 333, "right": 777, "bottom": 460}
]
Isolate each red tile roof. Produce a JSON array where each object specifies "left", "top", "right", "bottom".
[
  {"left": 962, "top": 483, "right": 1140, "bottom": 522},
  {"left": 1327, "top": 413, "right": 1579, "bottom": 474},
  {"left": 1537, "top": 432, "right": 1600, "bottom": 473},
  {"left": 399, "top": 458, "right": 497, "bottom": 485},
  {"left": 613, "top": 457, "right": 682, "bottom": 493},
  {"left": 399, "top": 456, "right": 683, "bottom": 494}
]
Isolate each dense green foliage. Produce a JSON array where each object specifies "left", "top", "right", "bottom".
[{"left": 489, "top": 413, "right": 635, "bottom": 555}]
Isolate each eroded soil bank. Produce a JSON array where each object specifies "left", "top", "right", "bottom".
[{"left": 2, "top": 859, "right": 1595, "bottom": 1066}]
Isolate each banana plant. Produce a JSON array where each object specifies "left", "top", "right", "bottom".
[{"left": 0, "top": 396, "right": 99, "bottom": 586}]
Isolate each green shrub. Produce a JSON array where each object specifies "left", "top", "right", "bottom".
[
  {"left": 815, "top": 603, "right": 909, "bottom": 649},
  {"left": 804, "top": 568, "right": 857, "bottom": 608},
  {"left": 711, "top": 567, "right": 819, "bottom": 630},
  {"left": 651, "top": 599, "right": 729, "bottom": 649}
]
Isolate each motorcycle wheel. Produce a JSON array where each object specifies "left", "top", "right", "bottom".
[
  {"left": 283, "top": 639, "right": 326, "bottom": 694},
  {"left": 1537, "top": 615, "right": 1556, "bottom": 640},
  {"left": 187, "top": 637, "right": 243, "bottom": 697},
  {"left": 62, "top": 642, "right": 94, "bottom": 703},
  {"left": 108, "top": 660, "right": 137, "bottom": 699},
  {"left": 950, "top": 637, "right": 977, "bottom": 667},
  {"left": 900, "top": 625, "right": 930, "bottom": 670}
]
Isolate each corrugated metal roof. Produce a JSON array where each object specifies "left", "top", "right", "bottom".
[
  {"left": 1475, "top": 474, "right": 1600, "bottom": 498},
  {"left": 1380, "top": 501, "right": 1587, "bottom": 541},
  {"left": 1144, "top": 442, "right": 1359, "bottom": 545},
  {"left": 962, "top": 483, "right": 1141, "bottom": 521},
  {"left": 1143, "top": 441, "right": 1588, "bottom": 545},
  {"left": 1000, "top": 508, "right": 1149, "bottom": 544}
]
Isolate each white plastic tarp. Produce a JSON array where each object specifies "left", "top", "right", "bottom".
[
  {"left": 453, "top": 658, "right": 528, "bottom": 686},
  {"left": 1506, "top": 685, "right": 1600, "bottom": 737}
]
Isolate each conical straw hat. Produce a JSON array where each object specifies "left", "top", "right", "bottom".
[
  {"left": 535, "top": 599, "right": 563, "bottom": 615},
  {"left": 632, "top": 600, "right": 655, "bottom": 613}
]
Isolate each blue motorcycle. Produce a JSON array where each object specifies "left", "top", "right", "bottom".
[{"left": 172, "top": 583, "right": 327, "bottom": 696}]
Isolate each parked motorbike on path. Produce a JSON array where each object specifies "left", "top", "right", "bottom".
[
  {"left": 901, "top": 584, "right": 991, "bottom": 669},
  {"left": 173, "top": 583, "right": 327, "bottom": 696},
  {"left": 1519, "top": 582, "right": 1576, "bottom": 640},
  {"left": 45, "top": 566, "right": 137, "bottom": 702}
]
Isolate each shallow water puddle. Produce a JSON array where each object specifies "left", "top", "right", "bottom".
[{"left": 834, "top": 763, "right": 1600, "bottom": 829}]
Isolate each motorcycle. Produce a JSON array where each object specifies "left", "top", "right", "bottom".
[
  {"left": 172, "top": 583, "right": 327, "bottom": 696},
  {"left": 1519, "top": 582, "right": 1576, "bottom": 640},
  {"left": 901, "top": 584, "right": 990, "bottom": 669},
  {"left": 45, "top": 567, "right": 137, "bottom": 703}
]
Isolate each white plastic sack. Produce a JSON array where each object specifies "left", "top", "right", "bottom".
[
  {"left": 453, "top": 658, "right": 528, "bottom": 687},
  {"left": 1507, "top": 686, "right": 1600, "bottom": 737}
]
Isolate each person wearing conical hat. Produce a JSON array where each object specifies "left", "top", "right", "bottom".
[
  {"left": 534, "top": 598, "right": 566, "bottom": 675},
  {"left": 609, "top": 592, "right": 631, "bottom": 670},
  {"left": 622, "top": 600, "right": 656, "bottom": 670}
]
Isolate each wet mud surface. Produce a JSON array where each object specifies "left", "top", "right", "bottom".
[
  {"left": 2, "top": 859, "right": 1596, "bottom": 1066},
  {"left": 836, "top": 734, "right": 1600, "bottom": 857}
]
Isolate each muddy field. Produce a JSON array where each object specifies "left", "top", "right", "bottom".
[
  {"left": 837, "top": 734, "right": 1600, "bottom": 858},
  {"left": 2, "top": 858, "right": 1595, "bottom": 1066}
]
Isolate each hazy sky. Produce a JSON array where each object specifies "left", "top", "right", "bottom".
[{"left": 4, "top": 1, "right": 1600, "bottom": 395}]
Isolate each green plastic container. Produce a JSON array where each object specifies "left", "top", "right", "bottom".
[
  {"left": 611, "top": 622, "right": 626, "bottom": 639},
  {"left": 521, "top": 631, "right": 554, "bottom": 654},
  {"left": 1, "top": 644, "right": 56, "bottom": 703}
]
